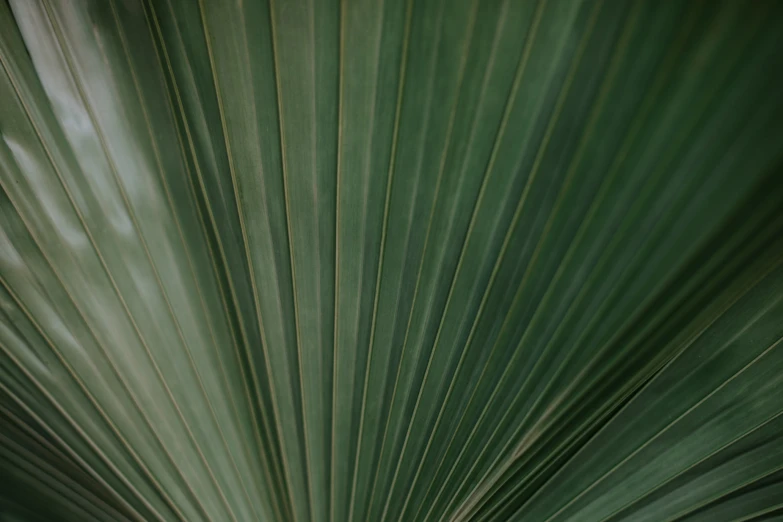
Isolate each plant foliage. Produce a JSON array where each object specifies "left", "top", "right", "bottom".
[{"left": 1, "top": 0, "right": 783, "bottom": 520}]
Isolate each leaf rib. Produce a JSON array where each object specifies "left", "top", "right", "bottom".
[
  {"left": 105, "top": 4, "right": 262, "bottom": 519},
  {"left": 196, "top": 0, "right": 303, "bottom": 517},
  {"left": 0, "top": 45, "right": 211, "bottom": 521},
  {"left": 38, "top": 4, "right": 240, "bottom": 519},
  {"left": 393, "top": 1, "right": 550, "bottom": 518},
  {"left": 345, "top": 0, "right": 414, "bottom": 520},
  {"left": 143, "top": 2, "right": 288, "bottom": 517},
  {"left": 362, "top": 0, "right": 481, "bottom": 516}
]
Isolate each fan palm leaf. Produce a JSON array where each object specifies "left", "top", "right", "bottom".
[{"left": 1, "top": 0, "right": 782, "bottom": 521}]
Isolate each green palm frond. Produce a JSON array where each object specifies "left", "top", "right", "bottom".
[{"left": 1, "top": 0, "right": 783, "bottom": 521}]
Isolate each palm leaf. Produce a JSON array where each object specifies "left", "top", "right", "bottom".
[{"left": 1, "top": 0, "right": 782, "bottom": 521}]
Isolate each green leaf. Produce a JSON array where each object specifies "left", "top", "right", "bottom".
[{"left": 1, "top": 0, "right": 782, "bottom": 521}]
